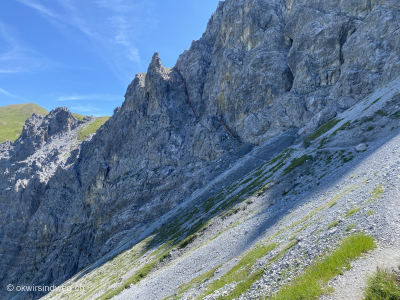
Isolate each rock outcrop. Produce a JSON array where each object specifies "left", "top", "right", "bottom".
[{"left": 1, "top": 0, "right": 400, "bottom": 299}]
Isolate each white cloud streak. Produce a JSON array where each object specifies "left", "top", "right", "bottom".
[
  {"left": 13, "top": 0, "right": 156, "bottom": 81},
  {"left": 0, "top": 20, "right": 54, "bottom": 74},
  {"left": 15, "top": 0, "right": 60, "bottom": 18},
  {"left": 70, "top": 104, "right": 100, "bottom": 113},
  {"left": 0, "top": 87, "right": 27, "bottom": 101},
  {"left": 57, "top": 94, "right": 121, "bottom": 101}
]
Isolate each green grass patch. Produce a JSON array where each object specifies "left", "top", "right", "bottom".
[
  {"left": 199, "top": 243, "right": 277, "bottom": 299},
  {"left": 362, "top": 117, "right": 374, "bottom": 124},
  {"left": 327, "top": 220, "right": 339, "bottom": 230},
  {"left": 96, "top": 247, "right": 171, "bottom": 300},
  {"left": 112, "top": 214, "right": 212, "bottom": 300},
  {"left": 274, "top": 196, "right": 343, "bottom": 241},
  {"left": 346, "top": 224, "right": 356, "bottom": 232},
  {"left": 363, "top": 268, "right": 400, "bottom": 300},
  {"left": 342, "top": 155, "right": 354, "bottom": 164},
  {"left": 283, "top": 155, "right": 313, "bottom": 175},
  {"left": 329, "top": 201, "right": 337, "bottom": 208},
  {"left": 344, "top": 207, "right": 361, "bottom": 218},
  {"left": 96, "top": 260, "right": 157, "bottom": 300},
  {"left": 0, "top": 103, "right": 49, "bottom": 143},
  {"left": 376, "top": 110, "right": 388, "bottom": 116},
  {"left": 78, "top": 116, "right": 110, "bottom": 141},
  {"left": 204, "top": 194, "right": 222, "bottom": 213},
  {"left": 212, "top": 150, "right": 293, "bottom": 215},
  {"left": 330, "top": 187, "right": 355, "bottom": 204},
  {"left": 296, "top": 222, "right": 312, "bottom": 233},
  {"left": 366, "top": 210, "right": 375, "bottom": 216},
  {"left": 203, "top": 192, "right": 224, "bottom": 213},
  {"left": 318, "top": 137, "right": 328, "bottom": 149},
  {"left": 221, "top": 207, "right": 240, "bottom": 219},
  {"left": 254, "top": 181, "right": 273, "bottom": 197},
  {"left": 363, "top": 97, "right": 382, "bottom": 112},
  {"left": 169, "top": 264, "right": 222, "bottom": 300},
  {"left": 304, "top": 118, "right": 341, "bottom": 147},
  {"left": 331, "top": 121, "right": 351, "bottom": 137},
  {"left": 367, "top": 184, "right": 384, "bottom": 204},
  {"left": 269, "top": 233, "right": 375, "bottom": 300},
  {"left": 72, "top": 113, "right": 86, "bottom": 120},
  {"left": 158, "top": 251, "right": 170, "bottom": 262},
  {"left": 270, "top": 240, "right": 299, "bottom": 264},
  {"left": 217, "top": 268, "right": 265, "bottom": 300},
  {"left": 178, "top": 233, "right": 198, "bottom": 249},
  {"left": 390, "top": 110, "right": 400, "bottom": 119}
]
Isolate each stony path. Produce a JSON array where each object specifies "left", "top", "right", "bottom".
[{"left": 321, "top": 244, "right": 400, "bottom": 300}]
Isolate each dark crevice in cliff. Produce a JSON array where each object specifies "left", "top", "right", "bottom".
[{"left": 286, "top": 64, "right": 295, "bottom": 92}]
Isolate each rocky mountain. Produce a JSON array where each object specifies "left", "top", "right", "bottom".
[
  {"left": 1, "top": 0, "right": 400, "bottom": 299},
  {"left": 0, "top": 104, "right": 49, "bottom": 144}
]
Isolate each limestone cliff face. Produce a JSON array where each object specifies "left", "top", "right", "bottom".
[{"left": 1, "top": 0, "right": 400, "bottom": 299}]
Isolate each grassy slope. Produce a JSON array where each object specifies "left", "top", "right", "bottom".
[
  {"left": 78, "top": 117, "right": 110, "bottom": 141},
  {"left": 0, "top": 103, "right": 49, "bottom": 143},
  {"left": 72, "top": 113, "right": 86, "bottom": 120}
]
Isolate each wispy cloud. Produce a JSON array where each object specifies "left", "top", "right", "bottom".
[
  {"left": 94, "top": 0, "right": 131, "bottom": 12},
  {"left": 57, "top": 94, "right": 121, "bottom": 101},
  {"left": 70, "top": 104, "right": 100, "bottom": 113},
  {"left": 15, "top": 0, "right": 60, "bottom": 19},
  {"left": 14, "top": 0, "right": 157, "bottom": 82},
  {"left": 0, "top": 68, "right": 27, "bottom": 74},
  {"left": 0, "top": 87, "right": 27, "bottom": 101},
  {"left": 0, "top": 20, "right": 54, "bottom": 74}
]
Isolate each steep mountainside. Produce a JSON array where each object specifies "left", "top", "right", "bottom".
[
  {"left": 43, "top": 76, "right": 400, "bottom": 300},
  {"left": 0, "top": 104, "right": 49, "bottom": 144},
  {"left": 1, "top": 0, "right": 400, "bottom": 299}
]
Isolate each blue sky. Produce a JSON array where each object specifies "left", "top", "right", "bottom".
[{"left": 0, "top": 0, "right": 220, "bottom": 116}]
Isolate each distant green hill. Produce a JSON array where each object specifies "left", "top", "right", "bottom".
[
  {"left": 0, "top": 103, "right": 49, "bottom": 144},
  {"left": 72, "top": 113, "right": 86, "bottom": 120}
]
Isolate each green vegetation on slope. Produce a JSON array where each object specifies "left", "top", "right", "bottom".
[
  {"left": 269, "top": 233, "right": 375, "bottom": 300},
  {"left": 78, "top": 117, "right": 110, "bottom": 141},
  {"left": 363, "top": 268, "right": 400, "bottom": 300},
  {"left": 283, "top": 155, "right": 313, "bottom": 175},
  {"left": 165, "top": 264, "right": 223, "bottom": 300},
  {"left": 363, "top": 97, "right": 382, "bottom": 112},
  {"left": 199, "top": 243, "right": 277, "bottom": 299},
  {"left": 344, "top": 207, "right": 361, "bottom": 218},
  {"left": 367, "top": 184, "right": 384, "bottom": 204},
  {"left": 327, "top": 220, "right": 339, "bottom": 230},
  {"left": 0, "top": 103, "right": 49, "bottom": 143},
  {"left": 96, "top": 247, "right": 171, "bottom": 300},
  {"left": 72, "top": 113, "right": 86, "bottom": 120},
  {"left": 304, "top": 118, "right": 342, "bottom": 147}
]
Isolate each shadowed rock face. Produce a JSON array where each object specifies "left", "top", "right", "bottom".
[{"left": 1, "top": 0, "right": 400, "bottom": 299}]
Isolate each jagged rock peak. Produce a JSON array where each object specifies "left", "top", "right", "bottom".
[
  {"left": 40, "top": 107, "right": 80, "bottom": 136},
  {"left": 150, "top": 52, "right": 162, "bottom": 70},
  {"left": 12, "top": 107, "right": 81, "bottom": 161},
  {"left": 19, "top": 107, "right": 79, "bottom": 141}
]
